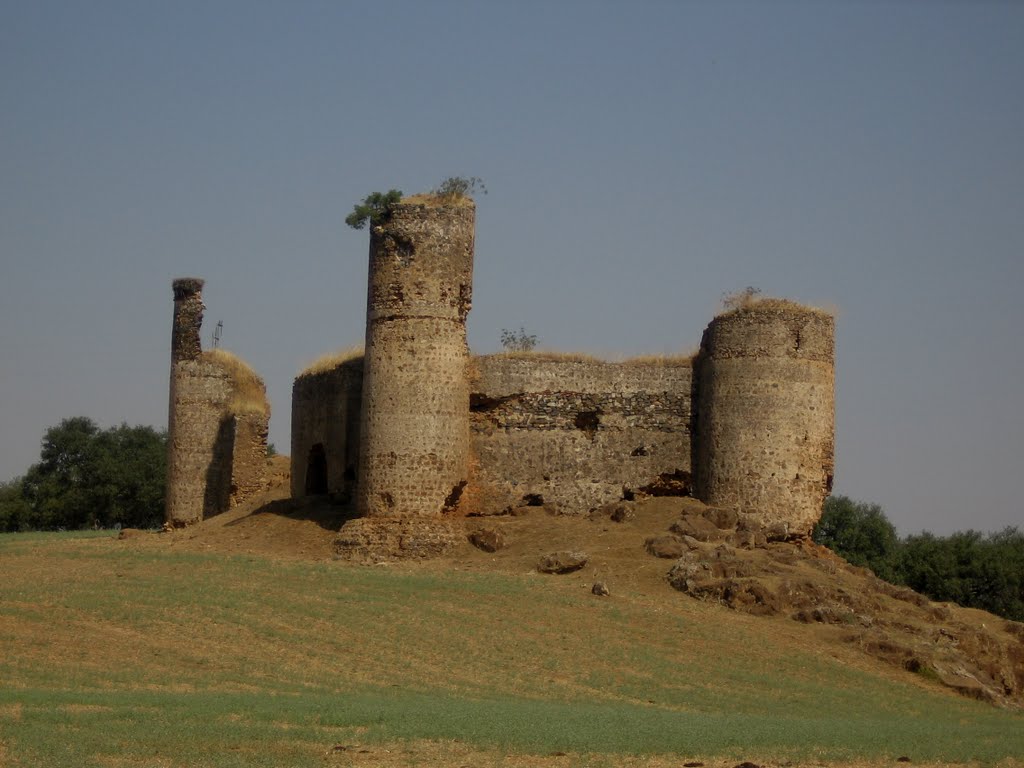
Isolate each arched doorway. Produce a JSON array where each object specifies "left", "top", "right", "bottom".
[{"left": 305, "top": 443, "right": 328, "bottom": 495}]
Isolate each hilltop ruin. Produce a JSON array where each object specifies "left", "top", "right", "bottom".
[{"left": 166, "top": 193, "right": 835, "bottom": 559}]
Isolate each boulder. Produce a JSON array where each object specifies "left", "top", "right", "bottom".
[
  {"left": 645, "top": 534, "right": 687, "bottom": 559},
  {"left": 469, "top": 527, "right": 506, "bottom": 553},
  {"left": 537, "top": 551, "right": 589, "bottom": 574}
]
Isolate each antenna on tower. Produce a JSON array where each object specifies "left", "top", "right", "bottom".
[{"left": 212, "top": 320, "right": 223, "bottom": 349}]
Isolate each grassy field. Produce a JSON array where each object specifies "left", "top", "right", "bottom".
[{"left": 1, "top": 530, "right": 1022, "bottom": 767}]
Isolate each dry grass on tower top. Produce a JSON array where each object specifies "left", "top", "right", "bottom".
[
  {"left": 296, "top": 346, "right": 364, "bottom": 380},
  {"left": 202, "top": 348, "right": 269, "bottom": 416}
]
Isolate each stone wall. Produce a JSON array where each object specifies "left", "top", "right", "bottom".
[
  {"left": 166, "top": 279, "right": 270, "bottom": 527},
  {"left": 469, "top": 355, "right": 694, "bottom": 514},
  {"left": 290, "top": 358, "right": 363, "bottom": 499},
  {"left": 167, "top": 357, "right": 234, "bottom": 526},
  {"left": 356, "top": 198, "right": 475, "bottom": 519},
  {"left": 694, "top": 301, "right": 834, "bottom": 535}
]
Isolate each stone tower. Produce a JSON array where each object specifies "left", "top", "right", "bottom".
[
  {"left": 354, "top": 196, "right": 475, "bottom": 524},
  {"left": 695, "top": 301, "right": 834, "bottom": 536},
  {"left": 333, "top": 196, "right": 475, "bottom": 558},
  {"left": 166, "top": 278, "right": 270, "bottom": 527}
]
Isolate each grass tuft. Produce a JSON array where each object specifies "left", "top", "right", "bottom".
[{"left": 296, "top": 346, "right": 364, "bottom": 379}]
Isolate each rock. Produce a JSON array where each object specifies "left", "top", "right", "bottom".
[
  {"left": 703, "top": 507, "right": 738, "bottom": 530},
  {"left": 508, "top": 505, "right": 534, "bottom": 517},
  {"left": 592, "top": 581, "right": 610, "bottom": 596},
  {"left": 609, "top": 505, "right": 635, "bottom": 523},
  {"left": 645, "top": 534, "right": 687, "bottom": 559},
  {"left": 669, "top": 515, "right": 725, "bottom": 542},
  {"left": 765, "top": 521, "right": 790, "bottom": 542},
  {"left": 666, "top": 556, "right": 711, "bottom": 592},
  {"left": 537, "top": 551, "right": 589, "bottom": 574},
  {"left": 468, "top": 527, "right": 506, "bottom": 553},
  {"left": 588, "top": 502, "right": 633, "bottom": 521}
]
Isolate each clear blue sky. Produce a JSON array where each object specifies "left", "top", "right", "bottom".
[{"left": 2, "top": 1, "right": 1021, "bottom": 534}]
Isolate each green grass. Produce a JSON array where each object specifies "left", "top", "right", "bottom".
[{"left": 1, "top": 532, "right": 1022, "bottom": 767}]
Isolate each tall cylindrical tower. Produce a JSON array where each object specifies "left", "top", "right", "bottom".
[
  {"left": 695, "top": 301, "right": 834, "bottom": 535},
  {"left": 166, "top": 278, "right": 233, "bottom": 527},
  {"left": 355, "top": 197, "right": 475, "bottom": 520}
]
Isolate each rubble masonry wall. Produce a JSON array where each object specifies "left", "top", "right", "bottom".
[
  {"left": 356, "top": 199, "right": 475, "bottom": 518},
  {"left": 290, "top": 359, "right": 363, "bottom": 499},
  {"left": 470, "top": 355, "right": 694, "bottom": 513},
  {"left": 695, "top": 303, "right": 834, "bottom": 535}
]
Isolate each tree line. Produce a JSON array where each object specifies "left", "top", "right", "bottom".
[
  {"left": 0, "top": 417, "right": 166, "bottom": 532},
  {"left": 813, "top": 495, "right": 1024, "bottom": 622}
]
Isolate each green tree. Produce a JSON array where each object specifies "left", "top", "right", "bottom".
[
  {"left": 16, "top": 417, "right": 167, "bottom": 530},
  {"left": 344, "top": 189, "right": 403, "bottom": 230},
  {"left": 896, "top": 528, "right": 1024, "bottom": 621},
  {"left": 0, "top": 478, "right": 31, "bottom": 532},
  {"left": 812, "top": 495, "right": 899, "bottom": 580}
]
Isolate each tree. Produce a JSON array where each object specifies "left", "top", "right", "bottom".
[
  {"left": 344, "top": 190, "right": 403, "bottom": 230},
  {"left": 0, "top": 478, "right": 31, "bottom": 532},
  {"left": 432, "top": 176, "right": 487, "bottom": 200},
  {"left": 896, "top": 527, "right": 1024, "bottom": 621},
  {"left": 812, "top": 495, "right": 899, "bottom": 580},
  {"left": 500, "top": 327, "right": 538, "bottom": 352},
  {"left": 13, "top": 417, "right": 167, "bottom": 531}
]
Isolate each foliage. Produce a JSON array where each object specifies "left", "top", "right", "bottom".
[
  {"left": 432, "top": 175, "right": 487, "bottom": 200},
  {"left": 814, "top": 495, "right": 1024, "bottom": 621},
  {"left": 344, "top": 189, "right": 403, "bottom": 230},
  {"left": 813, "top": 495, "right": 900, "bottom": 581},
  {"left": 266, "top": 443, "right": 277, "bottom": 457},
  {"left": 721, "top": 285, "right": 762, "bottom": 312},
  {"left": 500, "top": 327, "right": 538, "bottom": 352},
  {"left": 4, "top": 417, "right": 167, "bottom": 531},
  {"left": 895, "top": 528, "right": 1024, "bottom": 621}
]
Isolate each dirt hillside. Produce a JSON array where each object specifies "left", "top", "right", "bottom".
[{"left": 141, "top": 456, "right": 1024, "bottom": 709}]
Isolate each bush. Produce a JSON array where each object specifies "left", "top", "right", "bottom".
[
  {"left": 500, "top": 327, "right": 538, "bottom": 352},
  {"left": 813, "top": 495, "right": 899, "bottom": 580},
  {"left": 432, "top": 176, "right": 487, "bottom": 200},
  {"left": 344, "top": 189, "right": 403, "bottom": 230}
]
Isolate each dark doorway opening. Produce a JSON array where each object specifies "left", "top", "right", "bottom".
[{"left": 305, "top": 443, "right": 328, "bottom": 495}]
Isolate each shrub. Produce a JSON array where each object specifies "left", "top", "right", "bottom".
[{"left": 345, "top": 189, "right": 403, "bottom": 230}]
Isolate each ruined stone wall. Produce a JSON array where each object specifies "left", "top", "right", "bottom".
[
  {"left": 231, "top": 410, "right": 270, "bottom": 506},
  {"left": 290, "top": 358, "right": 363, "bottom": 499},
  {"left": 356, "top": 198, "right": 474, "bottom": 519},
  {"left": 166, "top": 278, "right": 269, "bottom": 527},
  {"left": 695, "top": 302, "right": 834, "bottom": 535},
  {"left": 470, "top": 356, "right": 694, "bottom": 514}
]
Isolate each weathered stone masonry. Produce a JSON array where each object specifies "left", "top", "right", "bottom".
[
  {"left": 165, "top": 279, "right": 270, "bottom": 527},
  {"left": 289, "top": 192, "right": 835, "bottom": 556}
]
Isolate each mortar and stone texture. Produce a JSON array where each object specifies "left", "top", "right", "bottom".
[
  {"left": 290, "top": 358, "right": 363, "bottom": 500},
  {"left": 167, "top": 193, "right": 835, "bottom": 554},
  {"left": 469, "top": 355, "right": 694, "bottom": 514},
  {"left": 694, "top": 302, "right": 835, "bottom": 536},
  {"left": 165, "top": 279, "right": 270, "bottom": 527},
  {"left": 355, "top": 199, "right": 475, "bottom": 522}
]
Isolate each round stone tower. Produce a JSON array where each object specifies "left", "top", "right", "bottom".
[
  {"left": 355, "top": 196, "right": 475, "bottom": 525},
  {"left": 166, "top": 278, "right": 233, "bottom": 527},
  {"left": 695, "top": 301, "right": 834, "bottom": 536}
]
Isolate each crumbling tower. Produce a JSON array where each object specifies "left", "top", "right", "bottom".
[
  {"left": 166, "top": 278, "right": 270, "bottom": 527},
  {"left": 695, "top": 301, "right": 834, "bottom": 535},
  {"left": 355, "top": 196, "right": 475, "bottom": 521}
]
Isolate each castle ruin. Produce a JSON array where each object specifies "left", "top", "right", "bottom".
[
  {"left": 165, "top": 278, "right": 271, "bottom": 527},
  {"left": 168, "top": 193, "right": 835, "bottom": 556}
]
